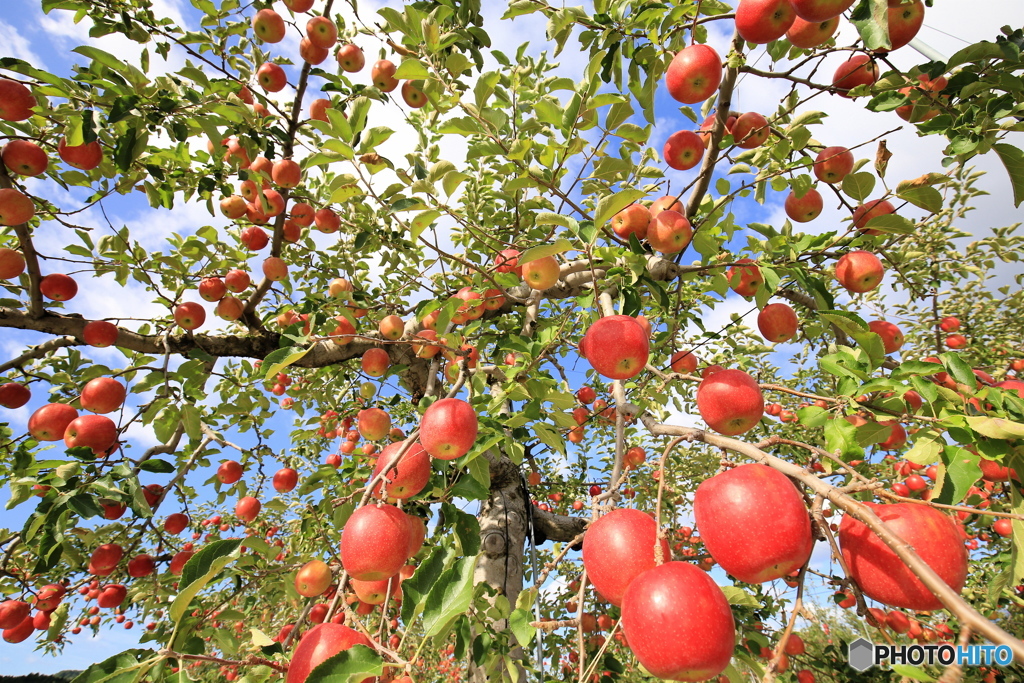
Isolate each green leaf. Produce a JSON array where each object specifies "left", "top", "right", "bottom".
[
  {"left": 393, "top": 59, "right": 430, "bottom": 79},
  {"left": 70, "top": 650, "right": 156, "bottom": 683},
  {"left": 170, "top": 539, "right": 241, "bottom": 623},
  {"left": 896, "top": 186, "right": 943, "bottom": 213},
  {"left": 402, "top": 545, "right": 450, "bottom": 626},
  {"left": 518, "top": 238, "right": 572, "bottom": 266},
  {"left": 818, "top": 310, "right": 869, "bottom": 336},
  {"left": 442, "top": 501, "right": 482, "bottom": 556},
  {"left": 138, "top": 458, "right": 175, "bottom": 474},
  {"left": 1010, "top": 486, "right": 1024, "bottom": 585},
  {"left": 992, "top": 143, "right": 1024, "bottom": 208},
  {"left": 850, "top": 0, "right": 891, "bottom": 51},
  {"left": 306, "top": 644, "right": 384, "bottom": 683},
  {"left": 825, "top": 418, "right": 864, "bottom": 460},
  {"left": 263, "top": 346, "right": 311, "bottom": 380},
  {"left": 534, "top": 211, "right": 580, "bottom": 234},
  {"left": 890, "top": 665, "right": 936, "bottom": 682},
  {"left": 410, "top": 210, "right": 441, "bottom": 240},
  {"left": 965, "top": 416, "right": 1024, "bottom": 440},
  {"left": 423, "top": 555, "right": 478, "bottom": 637},
  {"left": 180, "top": 404, "right": 201, "bottom": 441},
  {"left": 841, "top": 172, "right": 876, "bottom": 201},
  {"left": 720, "top": 586, "right": 759, "bottom": 608},
  {"left": 939, "top": 352, "right": 976, "bottom": 387},
  {"left": 594, "top": 189, "right": 646, "bottom": 228},
  {"left": 863, "top": 213, "right": 915, "bottom": 234},
  {"left": 935, "top": 446, "right": 981, "bottom": 505},
  {"left": 904, "top": 428, "right": 944, "bottom": 465}
]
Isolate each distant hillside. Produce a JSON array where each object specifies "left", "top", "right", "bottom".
[{"left": 0, "top": 672, "right": 81, "bottom": 683}]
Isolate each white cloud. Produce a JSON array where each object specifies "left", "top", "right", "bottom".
[{"left": 0, "top": 17, "right": 45, "bottom": 67}]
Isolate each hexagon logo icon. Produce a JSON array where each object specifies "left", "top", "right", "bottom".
[{"left": 848, "top": 637, "right": 875, "bottom": 672}]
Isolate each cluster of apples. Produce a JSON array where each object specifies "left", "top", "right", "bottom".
[{"left": 23, "top": 376, "right": 126, "bottom": 456}]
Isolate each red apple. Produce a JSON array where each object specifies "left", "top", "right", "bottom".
[
  {"left": 170, "top": 550, "right": 194, "bottom": 575},
  {"left": 236, "top": 496, "right": 261, "bottom": 523},
  {"left": 309, "top": 98, "right": 331, "bottom": 122},
  {"left": 33, "top": 584, "right": 65, "bottom": 612},
  {"left": 833, "top": 54, "right": 879, "bottom": 96},
  {"left": 81, "top": 377, "right": 126, "bottom": 414},
  {"left": 886, "top": 0, "right": 924, "bottom": 51},
  {"left": 0, "top": 247, "right": 25, "bottom": 279},
  {"left": 938, "top": 316, "right": 959, "bottom": 332},
  {"left": 252, "top": 9, "right": 286, "bottom": 43},
  {"left": 81, "top": 320, "right": 119, "bottom": 347},
  {"left": 272, "top": 159, "right": 302, "bottom": 189},
  {"left": 521, "top": 255, "right": 560, "bottom": 290},
  {"left": 2, "top": 140, "right": 48, "bottom": 176},
  {"left": 868, "top": 320, "right": 904, "bottom": 354},
  {"left": 611, "top": 203, "right": 650, "bottom": 241},
  {"left": 128, "top": 554, "right": 156, "bottom": 578},
  {"left": 315, "top": 208, "right": 341, "bottom": 233},
  {"left": 695, "top": 463, "right": 813, "bottom": 582},
  {"left": 401, "top": 81, "right": 428, "bottom": 108},
  {"left": 39, "top": 273, "right": 77, "bottom": 301},
  {"left": 295, "top": 560, "right": 332, "bottom": 597},
  {"left": 164, "top": 513, "right": 189, "bottom": 534},
  {"left": 216, "top": 296, "right": 244, "bottom": 321},
  {"left": 220, "top": 195, "right": 247, "bottom": 219},
  {"left": 174, "top": 301, "right": 206, "bottom": 330},
  {"left": 665, "top": 44, "right": 722, "bottom": 104},
  {"left": 262, "top": 257, "right": 288, "bottom": 282},
  {"left": 97, "top": 584, "right": 127, "bottom": 609},
  {"left": 839, "top": 502, "right": 967, "bottom": 610},
  {"left": 0, "top": 188, "right": 34, "bottom": 226},
  {"left": 337, "top": 44, "right": 365, "bottom": 73},
  {"left": 726, "top": 259, "right": 763, "bottom": 297},
  {"left": 361, "top": 348, "right": 390, "bottom": 378},
  {"left": 273, "top": 468, "right": 299, "bottom": 493},
  {"left": 283, "top": 0, "right": 315, "bottom": 11},
  {"left": 646, "top": 210, "right": 692, "bottom": 254},
  {"left": 649, "top": 195, "right": 683, "bottom": 218},
  {"left": 852, "top": 199, "right": 895, "bottom": 235},
  {"left": 663, "top": 130, "right": 705, "bottom": 171},
  {"left": 0, "top": 80, "right": 36, "bottom": 121},
  {"left": 0, "top": 601, "right": 31, "bottom": 629},
  {"left": 784, "top": 187, "right": 823, "bottom": 222},
  {"left": 813, "top": 146, "right": 854, "bottom": 183},
  {"left": 736, "top": 0, "right": 796, "bottom": 44},
  {"left": 372, "top": 441, "right": 431, "bottom": 499},
  {"left": 835, "top": 250, "right": 884, "bottom": 293},
  {"left": 225, "top": 269, "right": 250, "bottom": 293},
  {"left": 286, "top": 623, "right": 374, "bottom": 683},
  {"left": 257, "top": 62, "right": 287, "bottom": 92},
  {"left": 730, "top": 112, "right": 770, "bottom": 149},
  {"left": 358, "top": 407, "right": 392, "bottom": 441},
  {"left": 0, "top": 382, "right": 30, "bottom": 409},
  {"left": 577, "top": 386, "right": 597, "bottom": 404},
  {"left": 670, "top": 350, "right": 698, "bottom": 374},
  {"left": 896, "top": 74, "right": 948, "bottom": 123},
  {"left": 217, "top": 460, "right": 243, "bottom": 484},
  {"left": 57, "top": 138, "right": 103, "bottom": 170},
  {"left": 696, "top": 368, "right": 764, "bottom": 436},
  {"left": 2, "top": 616, "right": 33, "bottom": 643},
  {"left": 28, "top": 402, "right": 79, "bottom": 441},
  {"left": 582, "top": 508, "right": 670, "bottom": 607},
  {"left": 306, "top": 16, "right": 337, "bottom": 49},
  {"left": 757, "top": 303, "right": 799, "bottom": 342},
  {"left": 371, "top": 60, "right": 399, "bottom": 92},
  {"left": 789, "top": 0, "right": 855, "bottom": 22},
  {"left": 340, "top": 503, "right": 411, "bottom": 581},
  {"left": 786, "top": 16, "right": 839, "bottom": 48},
  {"left": 420, "top": 398, "right": 478, "bottom": 460},
  {"left": 494, "top": 249, "right": 522, "bottom": 275},
  {"left": 299, "top": 37, "right": 329, "bottom": 64},
  {"left": 198, "top": 276, "right": 227, "bottom": 303},
  {"left": 581, "top": 315, "right": 649, "bottom": 380},
  {"left": 350, "top": 576, "right": 399, "bottom": 605},
  {"left": 90, "top": 543, "right": 123, "bottom": 573},
  {"left": 621, "top": 562, "right": 735, "bottom": 681}
]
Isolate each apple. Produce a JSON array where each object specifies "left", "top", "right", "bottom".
[
  {"left": 0, "top": 79, "right": 36, "bottom": 121},
  {"left": 294, "top": 560, "right": 332, "bottom": 597},
  {"left": 2, "top": 615, "right": 33, "bottom": 643},
  {"left": 886, "top": 0, "right": 924, "bottom": 51},
  {"left": 581, "top": 315, "right": 649, "bottom": 380},
  {"left": 839, "top": 502, "right": 967, "bottom": 610},
  {"left": 350, "top": 576, "right": 400, "bottom": 605},
  {"left": 286, "top": 623, "right": 375, "bottom": 683},
  {"left": 290, "top": 202, "right": 315, "bottom": 227},
  {"left": 896, "top": 74, "right": 948, "bottom": 122},
  {"left": 378, "top": 315, "right": 404, "bottom": 340},
  {"left": 128, "top": 554, "right": 156, "bottom": 578},
  {"left": 372, "top": 441, "right": 431, "bottom": 499},
  {"left": 0, "top": 247, "right": 25, "bottom": 280},
  {"left": 309, "top": 98, "right": 332, "bottom": 122},
  {"left": 371, "top": 60, "right": 399, "bottom": 92},
  {"left": 217, "top": 460, "right": 243, "bottom": 484},
  {"left": 786, "top": 16, "right": 839, "bottom": 48},
  {"left": 2, "top": 139, "right": 48, "bottom": 176},
  {"left": 482, "top": 288, "right": 504, "bottom": 311},
  {"left": 736, "top": 0, "right": 796, "bottom": 44},
  {"left": 315, "top": 207, "right": 341, "bottom": 233},
  {"left": 220, "top": 195, "right": 247, "bottom": 219},
  {"left": 33, "top": 584, "right": 65, "bottom": 613},
  {"left": 272, "top": 159, "right": 302, "bottom": 189},
  {"left": 0, "top": 382, "right": 30, "bottom": 409},
  {"left": 813, "top": 146, "right": 854, "bottom": 183},
  {"left": 420, "top": 397, "right": 478, "bottom": 460},
  {"left": 164, "top": 513, "right": 189, "bottom": 534},
  {"left": 361, "top": 348, "right": 390, "bottom": 378},
  {"left": 57, "top": 138, "right": 103, "bottom": 170},
  {"left": 410, "top": 329, "right": 439, "bottom": 358},
  {"left": 39, "top": 273, "right": 77, "bottom": 301},
  {"left": 216, "top": 296, "right": 244, "bottom": 321},
  {"left": 174, "top": 301, "right": 206, "bottom": 330},
  {"left": 696, "top": 368, "right": 764, "bottom": 436},
  {"left": 299, "top": 38, "right": 329, "bottom": 65},
  {"left": 340, "top": 503, "right": 411, "bottom": 581},
  {"left": 90, "top": 543, "right": 124, "bottom": 574},
  {"left": 0, "top": 188, "right": 35, "bottom": 226},
  {"left": 225, "top": 269, "right": 251, "bottom": 293},
  {"left": 649, "top": 195, "right": 683, "bottom": 218},
  {"left": 283, "top": 0, "right": 315, "bottom": 11},
  {"left": 939, "top": 316, "right": 959, "bottom": 332},
  {"left": 611, "top": 203, "right": 650, "bottom": 241},
  {"left": 726, "top": 259, "right": 763, "bottom": 297},
  {"left": 581, "top": 509, "right": 670, "bottom": 607},
  {"left": 197, "top": 276, "right": 226, "bottom": 302},
  {"left": 621, "top": 562, "right": 735, "bottom": 681},
  {"left": 494, "top": 248, "right": 522, "bottom": 275},
  {"left": 868, "top": 320, "right": 904, "bottom": 354},
  {"left": 757, "top": 302, "right": 799, "bottom": 342},
  {"left": 252, "top": 9, "right": 286, "bottom": 43},
  {"left": 784, "top": 187, "right": 823, "bottom": 222},
  {"left": 521, "top": 255, "right": 560, "bottom": 290},
  {"left": 0, "top": 601, "right": 31, "bottom": 629},
  {"left": 995, "top": 379, "right": 1024, "bottom": 399},
  {"left": 993, "top": 518, "right": 1013, "bottom": 537},
  {"left": 663, "top": 130, "right": 705, "bottom": 171},
  {"left": 337, "top": 44, "right": 365, "bottom": 72},
  {"left": 979, "top": 457, "right": 1018, "bottom": 482},
  {"left": 730, "top": 111, "right": 770, "bottom": 148},
  {"left": 257, "top": 62, "right": 287, "bottom": 92},
  {"left": 170, "top": 550, "right": 195, "bottom": 575},
  {"left": 646, "top": 209, "right": 692, "bottom": 254},
  {"left": 697, "top": 111, "right": 738, "bottom": 148},
  {"left": 262, "top": 257, "right": 288, "bottom": 282},
  {"left": 577, "top": 386, "right": 597, "bottom": 404},
  {"left": 670, "top": 350, "right": 699, "bottom": 374},
  {"left": 406, "top": 513, "right": 426, "bottom": 556},
  {"left": 28, "top": 402, "right": 79, "bottom": 441},
  {"left": 852, "top": 198, "right": 895, "bottom": 235},
  {"left": 833, "top": 54, "right": 879, "bottom": 96},
  {"left": 271, "top": 467, "right": 298, "bottom": 493},
  {"left": 306, "top": 16, "right": 337, "bottom": 49},
  {"left": 81, "top": 377, "right": 126, "bottom": 414},
  {"left": 789, "top": 0, "right": 855, "bottom": 22},
  {"left": 402, "top": 81, "right": 428, "bottom": 108},
  {"left": 97, "top": 584, "right": 127, "bottom": 609},
  {"left": 357, "top": 407, "right": 392, "bottom": 441},
  {"left": 665, "top": 44, "right": 722, "bottom": 104},
  {"left": 695, "top": 463, "right": 813, "bottom": 582},
  {"left": 236, "top": 496, "right": 261, "bottom": 523},
  {"left": 945, "top": 334, "right": 967, "bottom": 349},
  {"left": 835, "top": 250, "right": 884, "bottom": 293}
]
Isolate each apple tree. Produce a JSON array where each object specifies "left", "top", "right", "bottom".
[{"left": 1, "top": 0, "right": 1024, "bottom": 681}]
